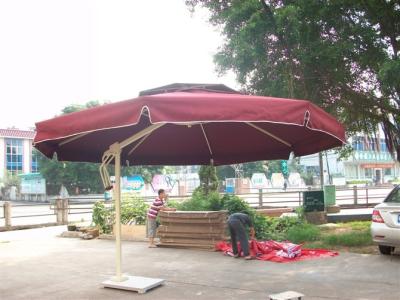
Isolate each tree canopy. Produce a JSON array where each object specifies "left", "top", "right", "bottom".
[{"left": 186, "top": 0, "right": 400, "bottom": 160}]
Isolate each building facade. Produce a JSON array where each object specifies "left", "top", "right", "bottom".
[
  {"left": 0, "top": 128, "right": 37, "bottom": 179},
  {"left": 300, "top": 135, "right": 399, "bottom": 184}
]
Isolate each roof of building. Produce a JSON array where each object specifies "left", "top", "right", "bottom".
[{"left": 0, "top": 128, "right": 36, "bottom": 139}]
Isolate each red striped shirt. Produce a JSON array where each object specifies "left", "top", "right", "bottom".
[{"left": 147, "top": 198, "right": 165, "bottom": 219}]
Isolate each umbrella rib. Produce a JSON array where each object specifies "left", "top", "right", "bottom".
[
  {"left": 58, "top": 132, "right": 90, "bottom": 146},
  {"left": 127, "top": 133, "right": 151, "bottom": 156},
  {"left": 246, "top": 122, "right": 292, "bottom": 147},
  {"left": 120, "top": 123, "right": 164, "bottom": 149},
  {"left": 200, "top": 124, "right": 213, "bottom": 156}
]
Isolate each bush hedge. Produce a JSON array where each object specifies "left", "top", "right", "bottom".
[{"left": 92, "top": 193, "right": 148, "bottom": 233}]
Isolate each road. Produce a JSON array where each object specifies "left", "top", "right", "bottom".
[
  {"left": 1, "top": 225, "right": 399, "bottom": 300},
  {"left": 0, "top": 186, "right": 394, "bottom": 227}
]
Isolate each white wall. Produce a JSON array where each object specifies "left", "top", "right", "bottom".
[
  {"left": 299, "top": 151, "right": 344, "bottom": 176},
  {"left": 0, "top": 137, "right": 4, "bottom": 179}
]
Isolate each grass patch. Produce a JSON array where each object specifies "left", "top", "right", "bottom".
[
  {"left": 303, "top": 241, "right": 330, "bottom": 249},
  {"left": 288, "top": 221, "right": 374, "bottom": 252},
  {"left": 286, "top": 223, "right": 321, "bottom": 243},
  {"left": 322, "top": 230, "right": 372, "bottom": 247},
  {"left": 338, "top": 221, "right": 371, "bottom": 231}
]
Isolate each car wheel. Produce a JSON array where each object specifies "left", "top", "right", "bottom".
[{"left": 378, "top": 245, "right": 394, "bottom": 255}]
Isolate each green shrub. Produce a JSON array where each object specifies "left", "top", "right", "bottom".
[
  {"left": 322, "top": 230, "right": 372, "bottom": 247},
  {"left": 166, "top": 199, "right": 183, "bottom": 209},
  {"left": 253, "top": 215, "right": 285, "bottom": 240},
  {"left": 346, "top": 180, "right": 371, "bottom": 184},
  {"left": 295, "top": 206, "right": 305, "bottom": 221},
  {"left": 221, "top": 194, "right": 253, "bottom": 215},
  {"left": 286, "top": 223, "right": 321, "bottom": 243},
  {"left": 120, "top": 193, "right": 148, "bottom": 225},
  {"left": 92, "top": 201, "right": 113, "bottom": 234},
  {"left": 91, "top": 194, "right": 148, "bottom": 233},
  {"left": 253, "top": 215, "right": 305, "bottom": 241},
  {"left": 177, "top": 190, "right": 221, "bottom": 211}
]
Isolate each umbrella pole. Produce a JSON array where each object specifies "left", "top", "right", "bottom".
[{"left": 113, "top": 145, "right": 126, "bottom": 282}]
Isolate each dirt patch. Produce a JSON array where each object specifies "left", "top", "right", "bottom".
[{"left": 329, "top": 245, "right": 379, "bottom": 255}]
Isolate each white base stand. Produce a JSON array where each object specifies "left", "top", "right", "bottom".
[
  {"left": 269, "top": 290, "right": 305, "bottom": 300},
  {"left": 102, "top": 276, "right": 165, "bottom": 294}
]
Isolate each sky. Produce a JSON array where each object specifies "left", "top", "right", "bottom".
[{"left": 0, "top": 0, "right": 237, "bottom": 130}]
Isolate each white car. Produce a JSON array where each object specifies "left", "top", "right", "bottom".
[{"left": 371, "top": 185, "right": 400, "bottom": 255}]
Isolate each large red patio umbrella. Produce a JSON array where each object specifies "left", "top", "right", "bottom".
[
  {"left": 34, "top": 83, "right": 345, "bottom": 290},
  {"left": 35, "top": 84, "right": 345, "bottom": 165}
]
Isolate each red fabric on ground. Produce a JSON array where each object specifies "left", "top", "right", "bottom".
[{"left": 215, "top": 240, "right": 338, "bottom": 263}]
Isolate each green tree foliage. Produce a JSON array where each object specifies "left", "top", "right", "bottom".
[
  {"left": 186, "top": 0, "right": 400, "bottom": 160},
  {"left": 37, "top": 149, "right": 104, "bottom": 195},
  {"left": 265, "top": 160, "right": 281, "bottom": 177},
  {"left": 242, "top": 161, "right": 266, "bottom": 177},
  {"left": 198, "top": 165, "right": 219, "bottom": 194}
]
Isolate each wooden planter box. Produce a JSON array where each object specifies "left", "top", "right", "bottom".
[
  {"left": 157, "top": 211, "right": 228, "bottom": 251},
  {"left": 112, "top": 224, "right": 147, "bottom": 241},
  {"left": 256, "top": 207, "right": 293, "bottom": 217}
]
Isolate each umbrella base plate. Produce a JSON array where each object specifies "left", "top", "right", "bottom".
[{"left": 102, "top": 275, "right": 165, "bottom": 294}]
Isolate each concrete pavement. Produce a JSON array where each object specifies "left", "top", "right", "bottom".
[{"left": 1, "top": 226, "right": 399, "bottom": 300}]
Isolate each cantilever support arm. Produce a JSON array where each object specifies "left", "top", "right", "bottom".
[
  {"left": 97, "top": 122, "right": 165, "bottom": 283},
  {"left": 99, "top": 123, "right": 165, "bottom": 190}
]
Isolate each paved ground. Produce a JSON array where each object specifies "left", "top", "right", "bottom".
[{"left": 1, "top": 226, "right": 399, "bottom": 300}]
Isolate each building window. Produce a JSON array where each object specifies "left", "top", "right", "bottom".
[
  {"left": 352, "top": 137, "right": 364, "bottom": 151},
  {"left": 370, "top": 138, "right": 376, "bottom": 151},
  {"left": 384, "top": 168, "right": 392, "bottom": 176},
  {"left": 5, "top": 138, "right": 23, "bottom": 174},
  {"left": 364, "top": 168, "right": 373, "bottom": 178},
  {"left": 31, "top": 150, "right": 39, "bottom": 173},
  {"left": 380, "top": 139, "right": 388, "bottom": 152}
]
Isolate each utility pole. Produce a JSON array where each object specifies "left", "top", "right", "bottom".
[{"left": 319, "top": 152, "right": 324, "bottom": 188}]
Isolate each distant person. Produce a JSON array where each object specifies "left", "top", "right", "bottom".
[
  {"left": 147, "top": 189, "right": 176, "bottom": 248},
  {"left": 227, "top": 212, "right": 255, "bottom": 260},
  {"left": 104, "top": 190, "right": 112, "bottom": 201}
]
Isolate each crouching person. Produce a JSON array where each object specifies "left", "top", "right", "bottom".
[
  {"left": 147, "top": 189, "right": 176, "bottom": 248},
  {"left": 227, "top": 212, "right": 255, "bottom": 260}
]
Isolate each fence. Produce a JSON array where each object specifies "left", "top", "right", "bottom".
[
  {"left": 0, "top": 186, "right": 393, "bottom": 229},
  {"left": 242, "top": 186, "right": 392, "bottom": 208},
  {"left": 0, "top": 194, "right": 190, "bottom": 229}
]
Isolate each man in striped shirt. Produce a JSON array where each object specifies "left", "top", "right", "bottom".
[{"left": 148, "top": 189, "right": 176, "bottom": 248}]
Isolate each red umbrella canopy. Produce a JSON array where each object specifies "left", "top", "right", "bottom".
[{"left": 34, "top": 84, "right": 345, "bottom": 166}]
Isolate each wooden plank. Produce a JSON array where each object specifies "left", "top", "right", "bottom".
[
  {"left": 158, "top": 225, "right": 225, "bottom": 234},
  {"left": 158, "top": 232, "right": 227, "bottom": 239},
  {"left": 159, "top": 217, "right": 226, "bottom": 224},
  {"left": 159, "top": 211, "right": 227, "bottom": 219},
  {"left": 159, "top": 237, "right": 221, "bottom": 245},
  {"left": 157, "top": 243, "right": 216, "bottom": 250}
]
